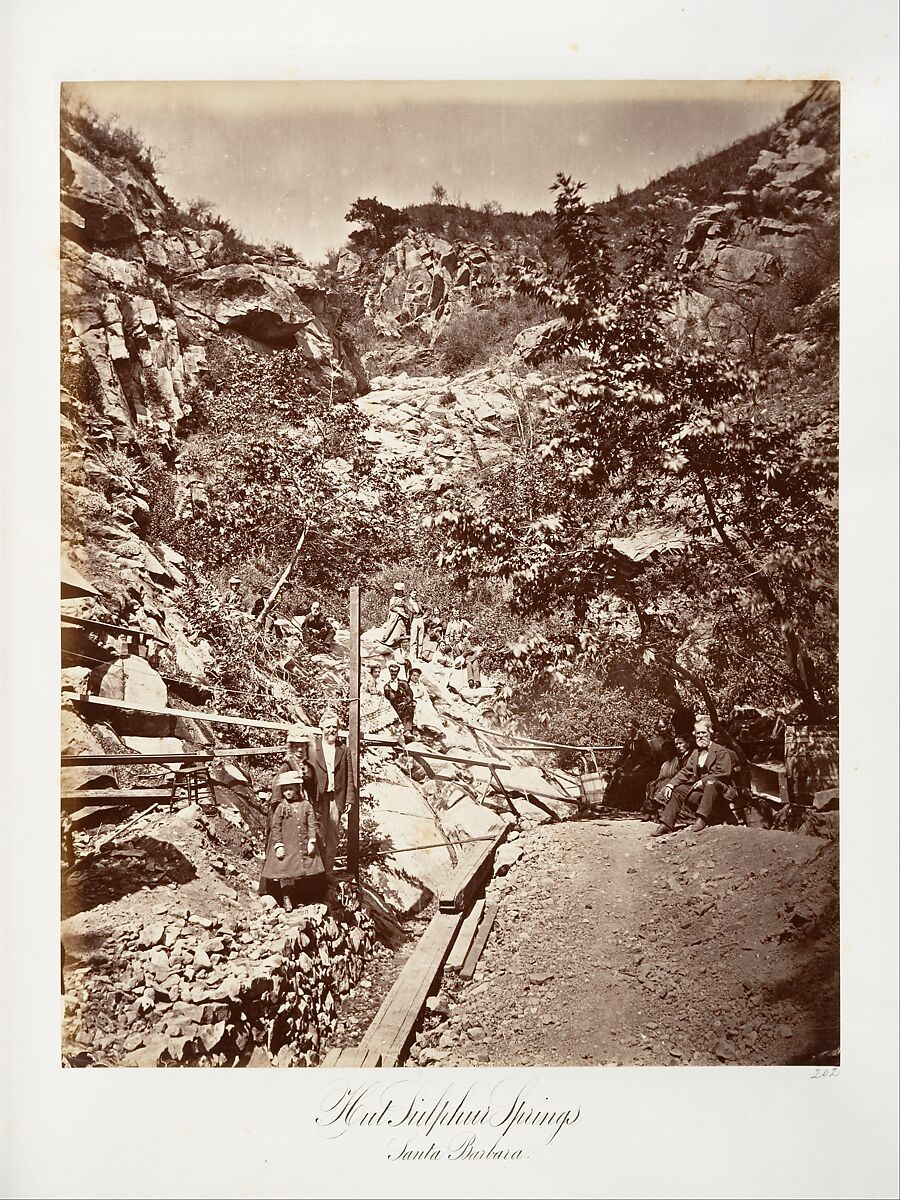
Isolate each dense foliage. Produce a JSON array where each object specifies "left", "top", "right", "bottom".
[{"left": 428, "top": 174, "right": 838, "bottom": 727}]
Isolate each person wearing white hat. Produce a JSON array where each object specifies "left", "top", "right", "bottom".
[
  {"left": 306, "top": 710, "right": 353, "bottom": 876},
  {"left": 259, "top": 770, "right": 324, "bottom": 909}
]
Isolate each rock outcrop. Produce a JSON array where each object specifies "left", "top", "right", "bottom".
[
  {"left": 60, "top": 115, "right": 365, "bottom": 443},
  {"left": 675, "top": 84, "right": 838, "bottom": 279},
  {"left": 366, "top": 233, "right": 497, "bottom": 337}
]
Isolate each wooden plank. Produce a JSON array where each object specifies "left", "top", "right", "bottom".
[
  {"left": 61, "top": 747, "right": 285, "bottom": 768},
  {"left": 347, "top": 586, "right": 361, "bottom": 878},
  {"left": 335, "top": 1047, "right": 368, "bottom": 1068},
  {"left": 371, "top": 914, "right": 462, "bottom": 1061},
  {"left": 61, "top": 789, "right": 172, "bottom": 810},
  {"left": 361, "top": 1050, "right": 382, "bottom": 1068},
  {"left": 66, "top": 693, "right": 292, "bottom": 733},
  {"left": 358, "top": 912, "right": 462, "bottom": 1062},
  {"left": 320, "top": 1048, "right": 342, "bottom": 1067},
  {"left": 438, "top": 826, "right": 508, "bottom": 913},
  {"left": 444, "top": 900, "right": 486, "bottom": 973},
  {"left": 61, "top": 614, "right": 170, "bottom": 644},
  {"left": 365, "top": 739, "right": 512, "bottom": 770},
  {"left": 459, "top": 904, "right": 499, "bottom": 979}
]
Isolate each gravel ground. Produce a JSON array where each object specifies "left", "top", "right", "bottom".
[{"left": 406, "top": 816, "right": 839, "bottom": 1067}]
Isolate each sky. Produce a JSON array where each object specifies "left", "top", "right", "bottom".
[{"left": 68, "top": 80, "right": 809, "bottom": 264}]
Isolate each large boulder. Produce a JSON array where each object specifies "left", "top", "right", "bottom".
[
  {"left": 95, "top": 655, "right": 170, "bottom": 736},
  {"left": 172, "top": 264, "right": 328, "bottom": 351},
  {"left": 362, "top": 772, "right": 455, "bottom": 917}
]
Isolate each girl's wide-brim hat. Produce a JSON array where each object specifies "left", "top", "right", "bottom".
[
  {"left": 287, "top": 723, "right": 311, "bottom": 742},
  {"left": 393, "top": 582, "right": 405, "bottom": 592},
  {"left": 278, "top": 770, "right": 304, "bottom": 786}
]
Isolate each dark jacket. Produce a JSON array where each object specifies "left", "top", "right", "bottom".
[
  {"left": 384, "top": 679, "right": 415, "bottom": 722},
  {"left": 307, "top": 738, "right": 353, "bottom": 815},
  {"left": 262, "top": 798, "right": 323, "bottom": 881},
  {"left": 667, "top": 741, "right": 733, "bottom": 791}
]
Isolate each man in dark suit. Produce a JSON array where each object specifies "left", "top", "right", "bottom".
[
  {"left": 651, "top": 724, "right": 734, "bottom": 836},
  {"left": 306, "top": 710, "right": 354, "bottom": 875}
]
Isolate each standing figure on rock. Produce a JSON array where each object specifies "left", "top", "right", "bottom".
[
  {"left": 407, "top": 589, "right": 427, "bottom": 659},
  {"left": 260, "top": 770, "right": 324, "bottom": 909},
  {"left": 381, "top": 583, "right": 410, "bottom": 648},
  {"left": 306, "top": 710, "right": 353, "bottom": 876},
  {"left": 384, "top": 663, "right": 415, "bottom": 735},
  {"left": 651, "top": 723, "right": 735, "bottom": 836}
]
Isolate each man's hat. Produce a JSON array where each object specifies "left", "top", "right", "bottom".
[
  {"left": 393, "top": 582, "right": 405, "bottom": 592},
  {"left": 228, "top": 576, "right": 241, "bottom": 584}
]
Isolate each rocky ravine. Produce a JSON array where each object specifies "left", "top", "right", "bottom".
[{"left": 59, "top": 85, "right": 840, "bottom": 1069}]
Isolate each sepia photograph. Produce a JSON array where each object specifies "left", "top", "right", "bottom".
[{"left": 58, "top": 78, "right": 842, "bottom": 1071}]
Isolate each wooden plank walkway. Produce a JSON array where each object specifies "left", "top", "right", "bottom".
[
  {"left": 460, "top": 904, "right": 498, "bottom": 978},
  {"left": 438, "top": 826, "right": 508, "bottom": 913},
  {"left": 444, "top": 899, "right": 486, "bottom": 973},
  {"left": 340, "top": 910, "right": 462, "bottom": 1066}
]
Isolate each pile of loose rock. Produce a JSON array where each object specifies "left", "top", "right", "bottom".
[{"left": 63, "top": 900, "right": 377, "bottom": 1067}]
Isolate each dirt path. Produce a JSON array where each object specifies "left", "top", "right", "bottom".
[{"left": 407, "top": 816, "right": 839, "bottom": 1067}]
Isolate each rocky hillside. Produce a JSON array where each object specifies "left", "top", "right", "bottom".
[{"left": 60, "top": 84, "right": 839, "bottom": 1068}]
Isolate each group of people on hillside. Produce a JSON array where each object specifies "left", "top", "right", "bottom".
[
  {"left": 381, "top": 583, "right": 483, "bottom": 680},
  {"left": 605, "top": 710, "right": 752, "bottom": 836},
  {"left": 378, "top": 583, "right": 485, "bottom": 735},
  {"left": 257, "top": 713, "right": 353, "bottom": 910}
]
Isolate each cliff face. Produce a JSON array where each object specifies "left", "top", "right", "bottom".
[{"left": 60, "top": 114, "right": 366, "bottom": 445}]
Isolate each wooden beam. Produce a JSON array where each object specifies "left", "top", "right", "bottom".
[
  {"left": 470, "top": 724, "right": 622, "bottom": 753},
  {"left": 256, "top": 520, "right": 310, "bottom": 625},
  {"left": 347, "top": 586, "right": 361, "bottom": 879},
  {"left": 357, "top": 911, "right": 463, "bottom": 1063},
  {"left": 444, "top": 900, "right": 486, "bottom": 973},
  {"left": 320, "top": 1048, "right": 342, "bottom": 1067},
  {"left": 64, "top": 692, "right": 292, "bottom": 733},
  {"left": 489, "top": 765, "right": 520, "bottom": 819},
  {"left": 438, "top": 826, "right": 508, "bottom": 914},
  {"left": 61, "top": 615, "right": 170, "bottom": 644},
  {"left": 459, "top": 904, "right": 499, "bottom": 979},
  {"left": 62, "top": 747, "right": 285, "bottom": 768},
  {"left": 364, "top": 739, "right": 513, "bottom": 770},
  {"left": 61, "top": 789, "right": 172, "bottom": 810}
]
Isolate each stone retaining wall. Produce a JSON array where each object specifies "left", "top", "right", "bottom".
[{"left": 63, "top": 900, "right": 377, "bottom": 1067}]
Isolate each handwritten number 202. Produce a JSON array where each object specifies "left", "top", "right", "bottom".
[{"left": 811, "top": 1067, "right": 839, "bottom": 1078}]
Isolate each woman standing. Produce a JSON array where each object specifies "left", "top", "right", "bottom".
[{"left": 259, "top": 770, "right": 325, "bottom": 909}]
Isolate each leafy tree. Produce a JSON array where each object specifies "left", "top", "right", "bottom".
[
  {"left": 430, "top": 173, "right": 837, "bottom": 724},
  {"left": 344, "top": 196, "right": 407, "bottom": 252}
]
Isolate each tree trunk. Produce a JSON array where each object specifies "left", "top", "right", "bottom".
[{"left": 255, "top": 521, "right": 310, "bottom": 625}]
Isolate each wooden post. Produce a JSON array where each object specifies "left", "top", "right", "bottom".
[{"left": 347, "top": 585, "right": 361, "bottom": 878}]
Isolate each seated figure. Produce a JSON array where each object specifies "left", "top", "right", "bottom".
[{"left": 651, "top": 724, "right": 736, "bottom": 836}]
